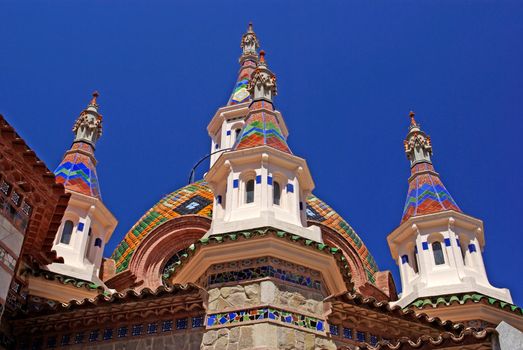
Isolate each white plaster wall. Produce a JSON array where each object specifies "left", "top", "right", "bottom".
[{"left": 390, "top": 214, "right": 513, "bottom": 307}]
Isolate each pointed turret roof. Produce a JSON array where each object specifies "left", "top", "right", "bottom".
[
  {"left": 235, "top": 51, "right": 292, "bottom": 154},
  {"left": 401, "top": 111, "right": 461, "bottom": 222},
  {"left": 54, "top": 92, "right": 103, "bottom": 199},
  {"left": 227, "top": 22, "right": 259, "bottom": 105}
]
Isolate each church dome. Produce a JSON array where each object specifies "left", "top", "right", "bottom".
[{"left": 110, "top": 180, "right": 379, "bottom": 282}]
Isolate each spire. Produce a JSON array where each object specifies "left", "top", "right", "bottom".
[
  {"left": 401, "top": 111, "right": 461, "bottom": 222},
  {"left": 54, "top": 92, "right": 103, "bottom": 198},
  {"left": 235, "top": 51, "right": 291, "bottom": 154},
  {"left": 228, "top": 23, "right": 260, "bottom": 105}
]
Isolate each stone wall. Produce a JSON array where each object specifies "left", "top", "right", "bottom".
[
  {"left": 202, "top": 324, "right": 336, "bottom": 350},
  {"left": 203, "top": 280, "right": 336, "bottom": 350}
]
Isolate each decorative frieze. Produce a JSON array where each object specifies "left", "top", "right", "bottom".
[
  {"left": 202, "top": 256, "right": 323, "bottom": 292},
  {"left": 206, "top": 306, "right": 325, "bottom": 333}
]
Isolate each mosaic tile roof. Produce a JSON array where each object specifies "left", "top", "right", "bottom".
[
  {"left": 227, "top": 59, "right": 256, "bottom": 105},
  {"left": 54, "top": 142, "right": 101, "bottom": 199},
  {"left": 111, "top": 181, "right": 379, "bottom": 280},
  {"left": 111, "top": 181, "right": 214, "bottom": 272},
  {"left": 401, "top": 162, "right": 461, "bottom": 223},
  {"left": 235, "top": 100, "right": 292, "bottom": 154}
]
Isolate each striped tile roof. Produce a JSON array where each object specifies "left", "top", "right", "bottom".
[{"left": 111, "top": 181, "right": 379, "bottom": 280}]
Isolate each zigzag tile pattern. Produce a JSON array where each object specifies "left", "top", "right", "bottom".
[
  {"left": 54, "top": 142, "right": 101, "bottom": 198},
  {"left": 306, "top": 195, "right": 379, "bottom": 282},
  {"left": 235, "top": 101, "right": 291, "bottom": 154},
  {"left": 402, "top": 162, "right": 461, "bottom": 223},
  {"left": 111, "top": 182, "right": 379, "bottom": 282}
]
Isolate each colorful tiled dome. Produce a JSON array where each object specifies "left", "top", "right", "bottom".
[{"left": 110, "top": 181, "right": 379, "bottom": 280}]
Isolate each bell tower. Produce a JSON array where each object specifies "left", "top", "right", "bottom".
[
  {"left": 388, "top": 112, "right": 512, "bottom": 308},
  {"left": 49, "top": 92, "right": 117, "bottom": 285},
  {"left": 205, "top": 51, "right": 320, "bottom": 241}
]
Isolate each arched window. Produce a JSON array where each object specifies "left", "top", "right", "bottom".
[
  {"left": 94, "top": 238, "right": 102, "bottom": 248},
  {"left": 432, "top": 241, "right": 445, "bottom": 265},
  {"left": 246, "top": 179, "right": 255, "bottom": 204},
  {"left": 273, "top": 181, "right": 281, "bottom": 205},
  {"left": 60, "top": 220, "right": 74, "bottom": 244},
  {"left": 235, "top": 128, "right": 242, "bottom": 140}
]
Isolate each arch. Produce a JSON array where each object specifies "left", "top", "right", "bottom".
[
  {"left": 230, "top": 122, "right": 244, "bottom": 143},
  {"left": 318, "top": 224, "right": 368, "bottom": 290},
  {"left": 60, "top": 220, "right": 74, "bottom": 244},
  {"left": 239, "top": 170, "right": 256, "bottom": 205},
  {"left": 121, "top": 215, "right": 211, "bottom": 291}
]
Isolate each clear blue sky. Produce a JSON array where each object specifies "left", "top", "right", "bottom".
[{"left": 1, "top": 1, "right": 522, "bottom": 304}]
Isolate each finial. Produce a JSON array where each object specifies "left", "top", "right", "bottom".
[
  {"left": 89, "top": 91, "right": 100, "bottom": 107},
  {"left": 409, "top": 110, "right": 417, "bottom": 126},
  {"left": 259, "top": 50, "right": 266, "bottom": 63},
  {"left": 241, "top": 23, "right": 259, "bottom": 56}
]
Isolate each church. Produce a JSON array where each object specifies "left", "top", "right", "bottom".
[{"left": 0, "top": 23, "right": 521, "bottom": 349}]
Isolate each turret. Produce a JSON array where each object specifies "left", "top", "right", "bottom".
[
  {"left": 388, "top": 111, "right": 512, "bottom": 308},
  {"left": 207, "top": 23, "right": 290, "bottom": 168},
  {"left": 205, "top": 51, "right": 319, "bottom": 241},
  {"left": 49, "top": 92, "right": 117, "bottom": 285}
]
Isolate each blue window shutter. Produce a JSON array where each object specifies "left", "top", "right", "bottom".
[
  {"left": 444, "top": 238, "right": 451, "bottom": 247},
  {"left": 256, "top": 175, "right": 261, "bottom": 184},
  {"left": 233, "top": 179, "right": 239, "bottom": 188}
]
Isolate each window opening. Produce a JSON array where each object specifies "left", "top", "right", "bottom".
[
  {"left": 60, "top": 220, "right": 74, "bottom": 244},
  {"left": 273, "top": 181, "right": 281, "bottom": 205},
  {"left": 246, "top": 179, "right": 255, "bottom": 203},
  {"left": 432, "top": 241, "right": 445, "bottom": 265}
]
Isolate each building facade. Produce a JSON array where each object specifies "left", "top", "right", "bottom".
[{"left": 0, "top": 24, "right": 521, "bottom": 350}]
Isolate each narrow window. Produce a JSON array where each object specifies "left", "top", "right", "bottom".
[
  {"left": 273, "top": 181, "right": 281, "bottom": 205},
  {"left": 94, "top": 238, "right": 102, "bottom": 248},
  {"left": 235, "top": 128, "right": 242, "bottom": 140},
  {"left": 60, "top": 220, "right": 74, "bottom": 244},
  {"left": 432, "top": 241, "right": 445, "bottom": 265},
  {"left": 413, "top": 251, "right": 419, "bottom": 273},
  {"left": 246, "top": 179, "right": 255, "bottom": 203}
]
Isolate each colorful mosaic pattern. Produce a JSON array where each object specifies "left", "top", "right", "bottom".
[
  {"left": 112, "top": 182, "right": 378, "bottom": 281},
  {"left": 206, "top": 307, "right": 325, "bottom": 332},
  {"left": 402, "top": 162, "right": 461, "bottom": 223},
  {"left": 111, "top": 181, "right": 213, "bottom": 272},
  {"left": 306, "top": 195, "right": 379, "bottom": 282},
  {"left": 207, "top": 265, "right": 322, "bottom": 290},
  {"left": 228, "top": 59, "right": 256, "bottom": 105},
  {"left": 54, "top": 142, "right": 101, "bottom": 198},
  {"left": 235, "top": 101, "right": 291, "bottom": 154}
]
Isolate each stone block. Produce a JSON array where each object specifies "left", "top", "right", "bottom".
[
  {"left": 229, "top": 326, "right": 240, "bottom": 343},
  {"left": 260, "top": 280, "right": 277, "bottom": 304},
  {"left": 239, "top": 326, "right": 254, "bottom": 348}
]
